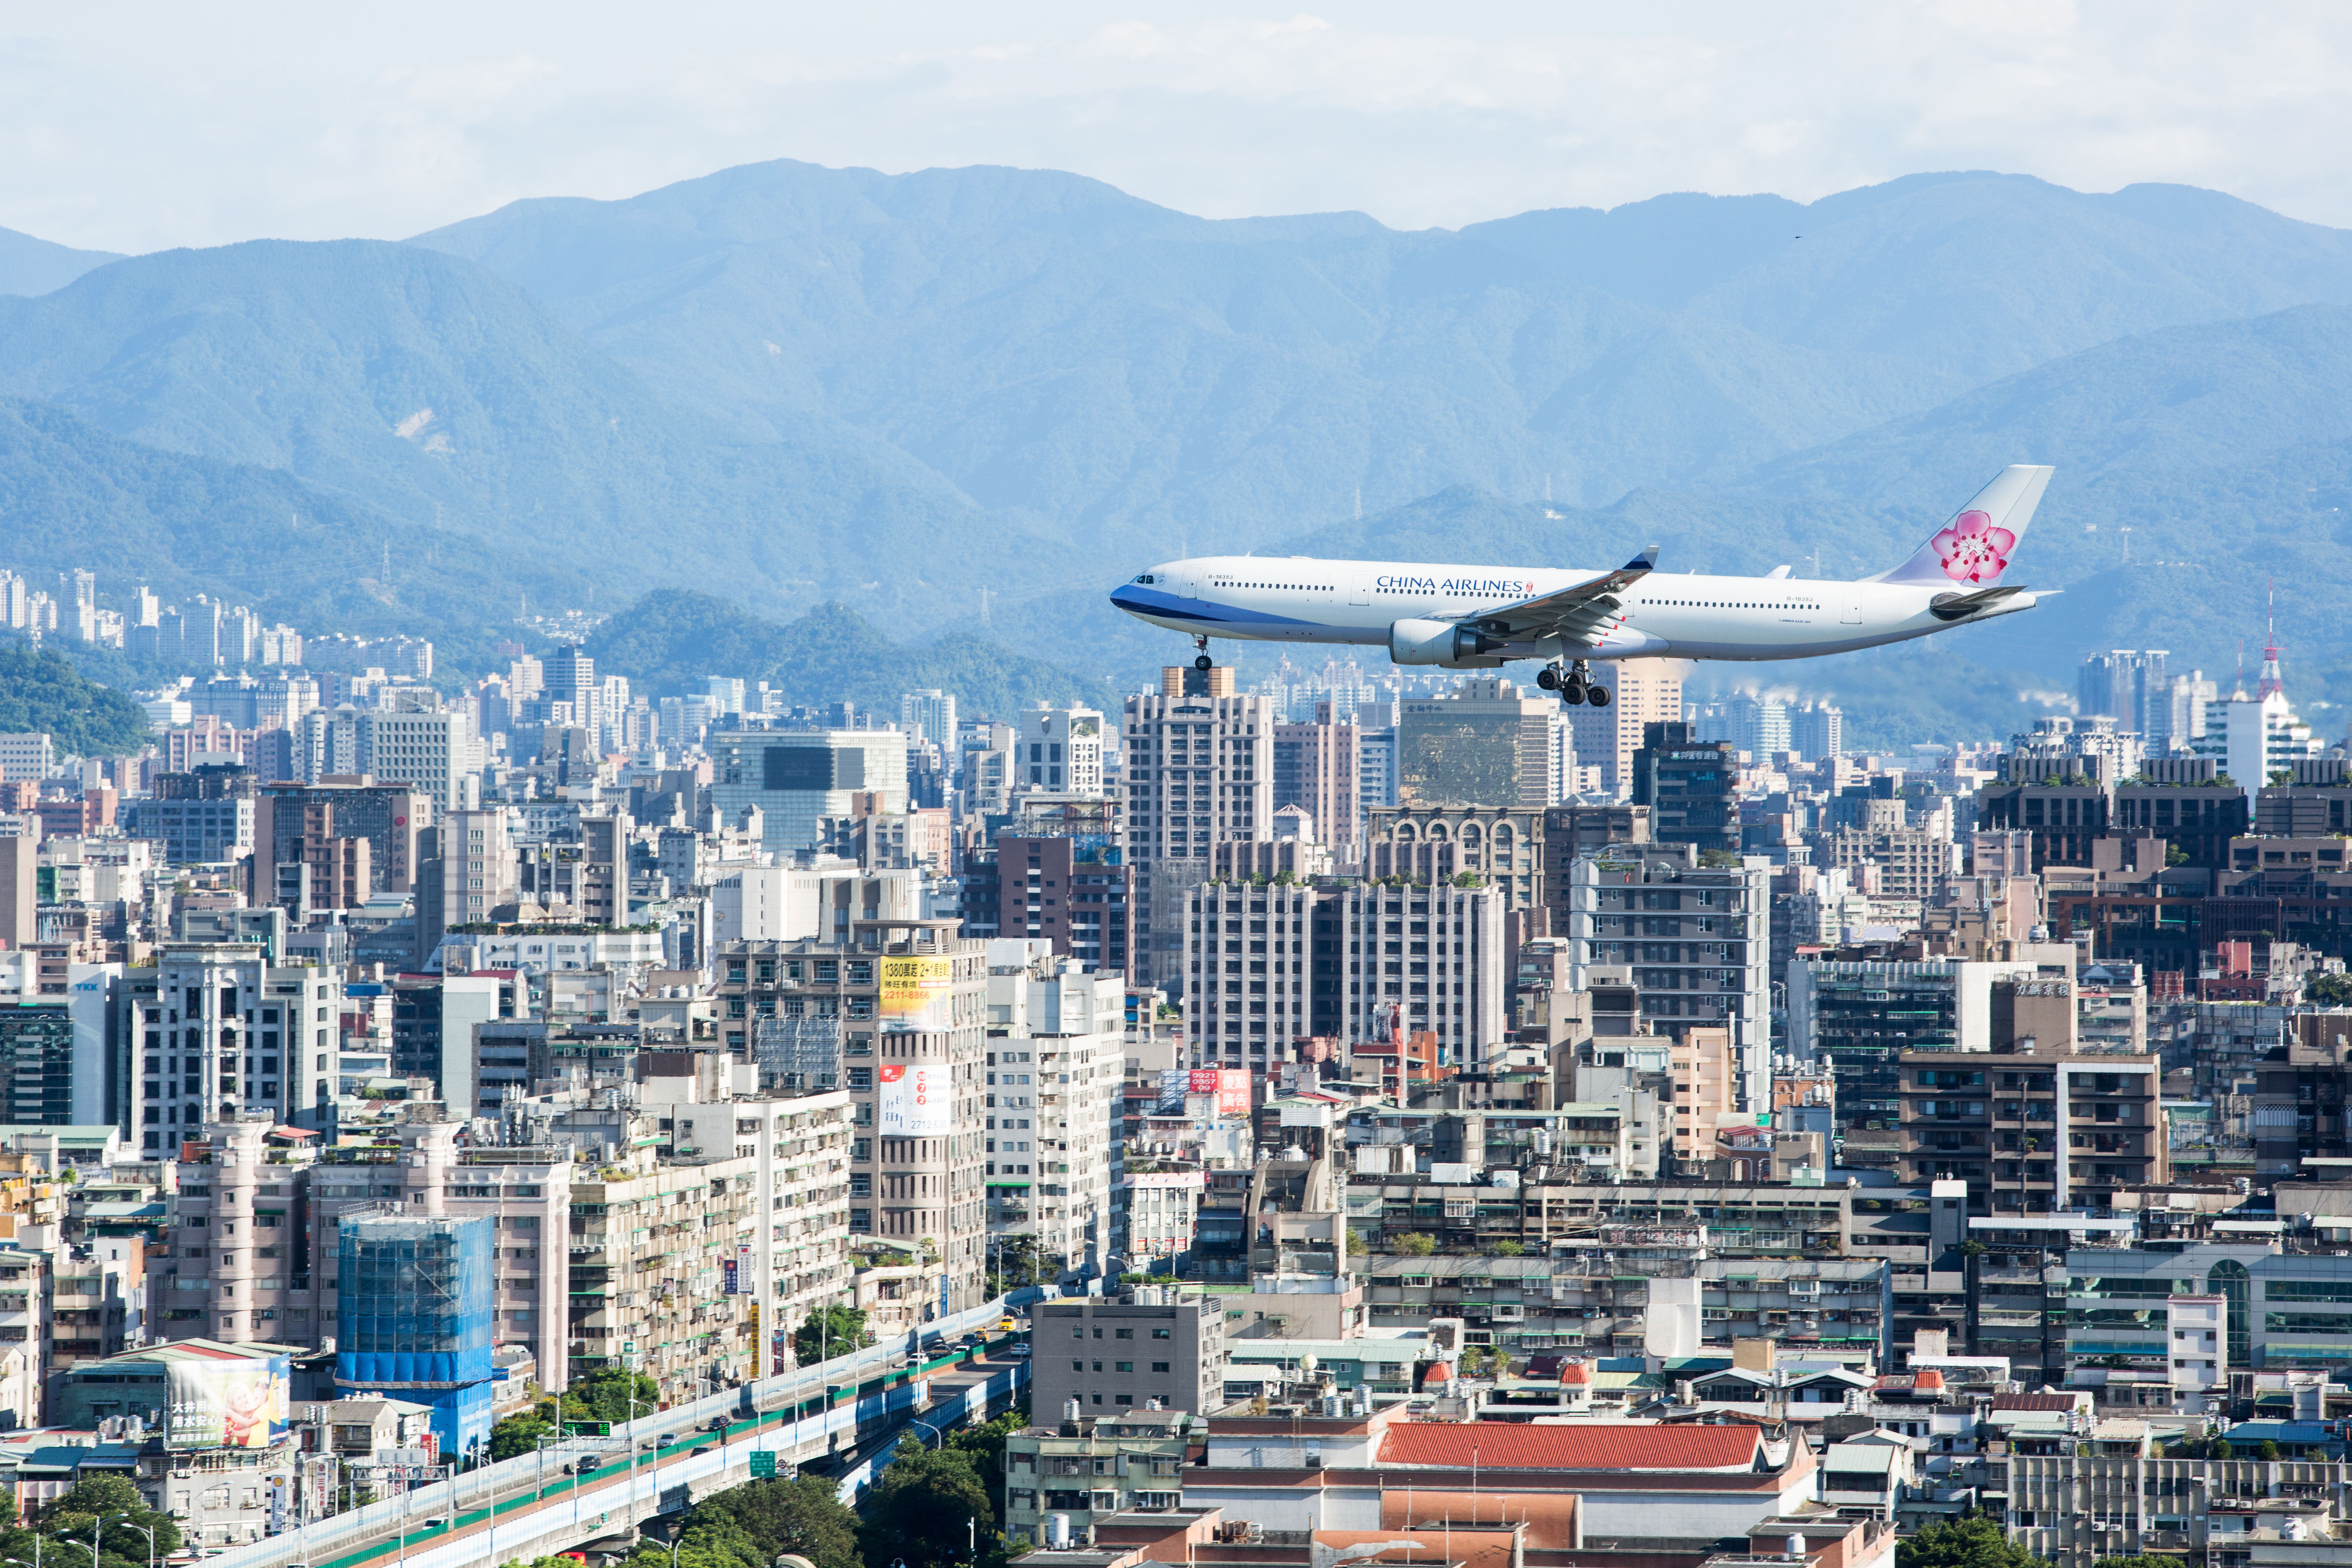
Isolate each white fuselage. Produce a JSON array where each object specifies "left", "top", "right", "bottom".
[{"left": 1108, "top": 555, "right": 2038, "bottom": 663}]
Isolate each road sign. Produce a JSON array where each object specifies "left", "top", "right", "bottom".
[
  {"left": 748, "top": 1451, "right": 776, "bottom": 1478},
  {"left": 564, "top": 1421, "right": 612, "bottom": 1436}
]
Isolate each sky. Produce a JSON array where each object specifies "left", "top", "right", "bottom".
[{"left": 4, "top": 1, "right": 2352, "bottom": 254}]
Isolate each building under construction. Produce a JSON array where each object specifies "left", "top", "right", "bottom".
[{"left": 334, "top": 1211, "right": 495, "bottom": 1461}]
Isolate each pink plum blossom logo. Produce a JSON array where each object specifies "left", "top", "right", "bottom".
[{"left": 1931, "top": 509, "right": 2014, "bottom": 584}]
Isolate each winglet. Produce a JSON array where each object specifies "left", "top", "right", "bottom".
[{"left": 1622, "top": 544, "right": 1660, "bottom": 574}]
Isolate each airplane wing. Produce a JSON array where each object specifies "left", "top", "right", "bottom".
[{"left": 1455, "top": 545, "right": 1660, "bottom": 646}]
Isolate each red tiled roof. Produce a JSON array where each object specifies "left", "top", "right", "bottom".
[
  {"left": 1559, "top": 1360, "right": 1593, "bottom": 1385},
  {"left": 1913, "top": 1369, "right": 1945, "bottom": 1390},
  {"left": 1994, "top": 1393, "right": 2081, "bottom": 1411},
  {"left": 1380, "top": 1422, "right": 1762, "bottom": 1472}
]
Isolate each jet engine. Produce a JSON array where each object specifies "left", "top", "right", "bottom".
[{"left": 1389, "top": 618, "right": 1520, "bottom": 667}]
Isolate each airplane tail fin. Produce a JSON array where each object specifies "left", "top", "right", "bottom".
[{"left": 1869, "top": 464, "right": 2054, "bottom": 588}]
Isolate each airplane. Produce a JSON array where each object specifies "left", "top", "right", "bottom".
[{"left": 1109, "top": 465, "right": 2056, "bottom": 706}]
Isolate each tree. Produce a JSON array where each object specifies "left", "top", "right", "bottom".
[
  {"left": 858, "top": 1441, "right": 994, "bottom": 1568},
  {"left": 796, "top": 1304, "right": 871, "bottom": 1364},
  {"left": 947, "top": 1406, "right": 1030, "bottom": 1515},
  {"left": 691, "top": 1476, "right": 863, "bottom": 1568},
  {"left": 1897, "top": 1516, "right": 2050, "bottom": 1568},
  {"left": 1390, "top": 1232, "right": 1436, "bottom": 1257},
  {"left": 562, "top": 1367, "right": 660, "bottom": 1426},
  {"left": 1490, "top": 1240, "right": 1524, "bottom": 1257},
  {"left": 490, "top": 1400, "right": 561, "bottom": 1461},
  {"left": 30, "top": 1474, "right": 183, "bottom": 1567},
  {"left": 2093, "top": 1556, "right": 2183, "bottom": 1568},
  {"left": 2258, "top": 1440, "right": 2283, "bottom": 1461},
  {"left": 2308, "top": 973, "right": 2352, "bottom": 1006}
]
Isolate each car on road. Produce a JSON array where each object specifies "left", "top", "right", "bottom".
[
  {"left": 1007, "top": 1343, "right": 1031, "bottom": 1358},
  {"left": 691, "top": 1446, "right": 713, "bottom": 1456},
  {"left": 957, "top": 1333, "right": 983, "bottom": 1348},
  {"left": 567, "top": 1458, "right": 598, "bottom": 1474},
  {"left": 420, "top": 1518, "right": 448, "bottom": 1530}
]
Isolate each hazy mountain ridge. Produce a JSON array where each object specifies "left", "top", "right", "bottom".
[
  {"left": 6, "top": 162, "right": 2352, "bottom": 732},
  {"left": 0, "top": 223, "right": 122, "bottom": 298}
]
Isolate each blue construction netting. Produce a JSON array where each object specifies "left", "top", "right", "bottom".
[{"left": 335, "top": 1212, "right": 496, "bottom": 1460}]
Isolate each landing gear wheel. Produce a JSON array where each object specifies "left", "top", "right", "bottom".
[
  {"left": 1588, "top": 685, "right": 1612, "bottom": 707},
  {"left": 1558, "top": 656, "right": 1593, "bottom": 706},
  {"left": 1191, "top": 634, "right": 1213, "bottom": 673},
  {"left": 1560, "top": 682, "right": 1587, "bottom": 706},
  {"left": 1194, "top": 654, "right": 1213, "bottom": 671},
  {"left": 1536, "top": 666, "right": 1560, "bottom": 690}
]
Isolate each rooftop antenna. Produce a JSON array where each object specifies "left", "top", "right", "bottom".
[{"left": 2257, "top": 577, "right": 2286, "bottom": 701}]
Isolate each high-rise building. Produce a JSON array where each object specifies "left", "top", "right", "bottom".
[
  {"left": 355, "top": 709, "right": 475, "bottom": 812},
  {"left": 1271, "top": 706, "right": 1363, "bottom": 859},
  {"left": 1185, "top": 879, "right": 1507, "bottom": 1068},
  {"left": 709, "top": 730, "right": 911, "bottom": 858},
  {"left": 1358, "top": 728, "right": 1397, "bottom": 817},
  {"left": 993, "top": 834, "right": 1133, "bottom": 979},
  {"left": 1397, "top": 678, "right": 1571, "bottom": 809},
  {"left": 544, "top": 642, "right": 598, "bottom": 735},
  {"left": 254, "top": 780, "right": 429, "bottom": 899},
  {"left": 1363, "top": 804, "right": 1543, "bottom": 917},
  {"left": 2078, "top": 649, "right": 2170, "bottom": 736},
  {"left": 121, "top": 947, "right": 344, "bottom": 1152},
  {"left": 901, "top": 689, "right": 958, "bottom": 751},
  {"left": 986, "top": 947, "right": 1125, "bottom": 1282},
  {"left": 1119, "top": 681, "right": 1276, "bottom": 999},
  {"left": 1631, "top": 722, "right": 1739, "bottom": 853},
  {"left": 1563, "top": 657, "right": 1681, "bottom": 799},
  {"left": 1789, "top": 701, "right": 1845, "bottom": 762},
  {"left": 423, "top": 806, "right": 518, "bottom": 955},
  {"left": 1013, "top": 706, "right": 1108, "bottom": 795},
  {"left": 714, "top": 919, "right": 993, "bottom": 1310},
  {"left": 1560, "top": 845, "right": 1772, "bottom": 1112},
  {"left": 666, "top": 1091, "right": 856, "bottom": 1375}
]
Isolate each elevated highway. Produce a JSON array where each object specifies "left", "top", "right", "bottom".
[{"left": 229, "top": 1299, "right": 1031, "bottom": 1568}]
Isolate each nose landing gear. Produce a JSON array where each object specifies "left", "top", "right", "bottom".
[
  {"left": 1193, "top": 634, "right": 1213, "bottom": 672},
  {"left": 1546, "top": 659, "right": 1611, "bottom": 707}
]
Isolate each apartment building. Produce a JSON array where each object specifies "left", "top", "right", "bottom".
[
  {"left": 668, "top": 1090, "right": 855, "bottom": 1375},
  {"left": 1003, "top": 1408, "right": 1196, "bottom": 1549},
  {"left": 566, "top": 1147, "right": 758, "bottom": 1398},
  {"left": 1560, "top": 844, "right": 1773, "bottom": 1112},
  {"left": 714, "top": 917, "right": 992, "bottom": 1311},
  {"left": 1183, "top": 879, "right": 1507, "bottom": 1070},
  {"left": 1900, "top": 1044, "right": 2164, "bottom": 1214},
  {"left": 123, "top": 945, "right": 343, "bottom": 1152},
  {"left": 156, "top": 1114, "right": 574, "bottom": 1391},
  {"left": 984, "top": 947, "right": 1123, "bottom": 1284},
  {"left": 1364, "top": 803, "right": 1543, "bottom": 917}
]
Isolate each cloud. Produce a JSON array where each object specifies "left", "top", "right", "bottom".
[{"left": 3, "top": 1, "right": 2351, "bottom": 252}]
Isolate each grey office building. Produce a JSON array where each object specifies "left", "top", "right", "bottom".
[{"left": 1030, "top": 1288, "right": 1226, "bottom": 1416}]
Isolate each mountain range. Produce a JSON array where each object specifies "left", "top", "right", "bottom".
[{"left": 7, "top": 163, "right": 2352, "bottom": 742}]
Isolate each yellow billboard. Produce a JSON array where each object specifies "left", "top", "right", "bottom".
[{"left": 880, "top": 955, "right": 953, "bottom": 1033}]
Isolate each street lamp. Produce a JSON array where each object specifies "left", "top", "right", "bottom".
[
  {"left": 102, "top": 1514, "right": 157, "bottom": 1568},
  {"left": 908, "top": 1416, "right": 947, "bottom": 1450}
]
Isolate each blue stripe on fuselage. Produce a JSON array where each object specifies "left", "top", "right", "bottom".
[{"left": 1109, "top": 584, "right": 1324, "bottom": 630}]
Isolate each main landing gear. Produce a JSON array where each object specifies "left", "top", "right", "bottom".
[{"left": 1539, "top": 659, "right": 1611, "bottom": 707}]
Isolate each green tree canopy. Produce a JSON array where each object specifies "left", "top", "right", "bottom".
[
  {"left": 1390, "top": 1232, "right": 1436, "bottom": 1257},
  {"left": 0, "top": 642, "right": 148, "bottom": 757},
  {"left": 21, "top": 1473, "right": 183, "bottom": 1566},
  {"left": 2308, "top": 973, "right": 2352, "bottom": 1006},
  {"left": 796, "top": 1304, "right": 871, "bottom": 1364},
  {"left": 692, "top": 1475, "right": 863, "bottom": 1568},
  {"left": 562, "top": 1367, "right": 660, "bottom": 1427},
  {"left": 490, "top": 1399, "right": 563, "bottom": 1461},
  {"left": 858, "top": 1440, "right": 994, "bottom": 1568},
  {"left": 1898, "top": 1517, "right": 2050, "bottom": 1568}
]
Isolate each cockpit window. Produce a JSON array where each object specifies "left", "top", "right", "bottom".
[{"left": 1132, "top": 574, "right": 1156, "bottom": 584}]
